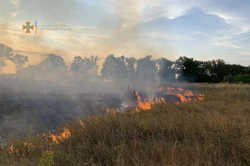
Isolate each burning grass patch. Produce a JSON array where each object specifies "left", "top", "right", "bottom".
[{"left": 0, "top": 84, "right": 250, "bottom": 166}]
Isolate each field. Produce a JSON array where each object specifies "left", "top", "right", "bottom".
[{"left": 0, "top": 84, "right": 250, "bottom": 166}]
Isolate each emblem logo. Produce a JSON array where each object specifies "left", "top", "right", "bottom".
[{"left": 22, "top": 21, "right": 35, "bottom": 33}]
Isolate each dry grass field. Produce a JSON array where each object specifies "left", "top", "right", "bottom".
[{"left": 0, "top": 84, "right": 250, "bottom": 166}]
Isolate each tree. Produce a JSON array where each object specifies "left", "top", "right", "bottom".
[
  {"left": 0, "top": 44, "right": 29, "bottom": 71},
  {"left": 125, "top": 57, "right": 136, "bottom": 81},
  {"left": 176, "top": 57, "right": 201, "bottom": 82},
  {"left": 101, "top": 55, "right": 128, "bottom": 80},
  {"left": 17, "top": 54, "right": 67, "bottom": 79},
  {"left": 70, "top": 56, "right": 98, "bottom": 76},
  {"left": 9, "top": 54, "right": 29, "bottom": 71},
  {"left": 136, "top": 56, "right": 157, "bottom": 83},
  {"left": 177, "top": 57, "right": 250, "bottom": 83},
  {"left": 156, "top": 58, "right": 176, "bottom": 82},
  {"left": 207, "top": 59, "right": 227, "bottom": 82}
]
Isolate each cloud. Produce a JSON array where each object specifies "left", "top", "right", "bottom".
[
  {"left": 196, "top": 0, "right": 250, "bottom": 33},
  {"left": 10, "top": 0, "right": 19, "bottom": 6},
  {"left": 138, "top": 0, "right": 250, "bottom": 34}
]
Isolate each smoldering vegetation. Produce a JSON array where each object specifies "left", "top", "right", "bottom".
[{"left": 0, "top": 43, "right": 181, "bottom": 138}]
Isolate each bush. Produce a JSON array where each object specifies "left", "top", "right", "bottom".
[{"left": 224, "top": 74, "right": 250, "bottom": 83}]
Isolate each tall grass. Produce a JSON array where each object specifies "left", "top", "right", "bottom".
[{"left": 1, "top": 84, "right": 250, "bottom": 166}]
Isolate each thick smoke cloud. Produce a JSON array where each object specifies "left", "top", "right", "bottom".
[
  {"left": 0, "top": 0, "right": 177, "bottom": 140},
  {"left": 0, "top": 53, "right": 123, "bottom": 138},
  {"left": 0, "top": 43, "right": 179, "bottom": 139}
]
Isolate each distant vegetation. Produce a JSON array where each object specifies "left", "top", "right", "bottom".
[
  {"left": 59, "top": 54, "right": 250, "bottom": 84},
  {"left": 1, "top": 43, "right": 249, "bottom": 83},
  {"left": 177, "top": 57, "right": 250, "bottom": 83},
  {"left": 53, "top": 54, "right": 250, "bottom": 84},
  {"left": 99, "top": 55, "right": 250, "bottom": 83},
  {"left": 1, "top": 84, "right": 250, "bottom": 166}
]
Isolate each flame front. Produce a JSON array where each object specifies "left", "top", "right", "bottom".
[
  {"left": 49, "top": 128, "right": 71, "bottom": 144},
  {"left": 8, "top": 86, "right": 205, "bottom": 152},
  {"left": 135, "top": 86, "right": 204, "bottom": 111}
]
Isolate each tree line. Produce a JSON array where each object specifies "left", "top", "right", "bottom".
[
  {"left": 177, "top": 57, "right": 250, "bottom": 83},
  {"left": 18, "top": 54, "right": 250, "bottom": 84},
  {"left": 70, "top": 55, "right": 177, "bottom": 84},
  {"left": 71, "top": 55, "right": 250, "bottom": 83}
]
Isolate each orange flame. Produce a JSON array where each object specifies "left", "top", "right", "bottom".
[
  {"left": 9, "top": 144, "right": 17, "bottom": 154},
  {"left": 197, "top": 94, "right": 205, "bottom": 101},
  {"left": 8, "top": 141, "right": 34, "bottom": 154},
  {"left": 49, "top": 128, "right": 71, "bottom": 144},
  {"left": 135, "top": 91, "right": 152, "bottom": 111},
  {"left": 176, "top": 93, "right": 188, "bottom": 102},
  {"left": 135, "top": 86, "right": 204, "bottom": 111}
]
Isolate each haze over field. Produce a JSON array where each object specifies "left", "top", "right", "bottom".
[{"left": 0, "top": 0, "right": 250, "bottom": 74}]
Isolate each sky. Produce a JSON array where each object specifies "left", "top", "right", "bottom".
[{"left": 0, "top": 0, "right": 250, "bottom": 70}]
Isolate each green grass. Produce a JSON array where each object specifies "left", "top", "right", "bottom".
[{"left": 1, "top": 84, "right": 250, "bottom": 166}]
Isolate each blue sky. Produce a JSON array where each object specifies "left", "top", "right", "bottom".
[{"left": 0, "top": 0, "right": 250, "bottom": 66}]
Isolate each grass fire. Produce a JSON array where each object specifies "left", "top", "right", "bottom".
[
  {"left": 0, "top": 42, "right": 249, "bottom": 166},
  {"left": 1, "top": 84, "right": 250, "bottom": 166},
  {"left": 134, "top": 86, "right": 205, "bottom": 111},
  {"left": 1, "top": 0, "right": 250, "bottom": 165}
]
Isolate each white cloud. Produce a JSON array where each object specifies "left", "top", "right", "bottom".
[
  {"left": 161, "top": 0, "right": 196, "bottom": 19},
  {"left": 138, "top": 0, "right": 250, "bottom": 34},
  {"left": 205, "top": 10, "right": 250, "bottom": 34},
  {"left": 208, "top": 11, "right": 235, "bottom": 23}
]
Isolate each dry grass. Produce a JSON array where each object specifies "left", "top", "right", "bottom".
[{"left": 0, "top": 84, "right": 250, "bottom": 166}]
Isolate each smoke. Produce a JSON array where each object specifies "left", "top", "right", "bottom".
[
  {"left": 0, "top": 48, "right": 125, "bottom": 138},
  {"left": 0, "top": 40, "right": 186, "bottom": 142},
  {"left": 0, "top": 0, "right": 178, "bottom": 139},
  {"left": 95, "top": 0, "right": 165, "bottom": 58}
]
